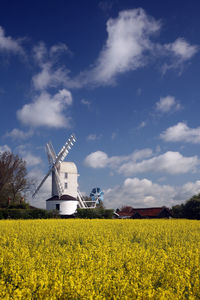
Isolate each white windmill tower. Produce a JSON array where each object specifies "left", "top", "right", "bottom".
[{"left": 32, "top": 134, "right": 87, "bottom": 215}]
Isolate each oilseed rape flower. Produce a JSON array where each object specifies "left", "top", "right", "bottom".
[{"left": 0, "top": 219, "right": 199, "bottom": 299}]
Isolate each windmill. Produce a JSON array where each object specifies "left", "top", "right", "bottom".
[
  {"left": 32, "top": 134, "right": 77, "bottom": 199},
  {"left": 32, "top": 134, "right": 97, "bottom": 214}
]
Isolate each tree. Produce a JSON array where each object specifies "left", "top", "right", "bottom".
[
  {"left": 0, "top": 151, "right": 28, "bottom": 206},
  {"left": 184, "top": 194, "right": 200, "bottom": 220},
  {"left": 171, "top": 204, "right": 185, "bottom": 218},
  {"left": 172, "top": 193, "right": 200, "bottom": 219}
]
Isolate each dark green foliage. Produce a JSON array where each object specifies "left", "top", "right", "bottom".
[
  {"left": 0, "top": 151, "right": 28, "bottom": 206},
  {"left": 7, "top": 202, "right": 30, "bottom": 209},
  {"left": 171, "top": 204, "right": 185, "bottom": 218},
  {"left": 184, "top": 194, "right": 200, "bottom": 219},
  {"left": 75, "top": 207, "right": 114, "bottom": 219},
  {"left": 0, "top": 208, "right": 59, "bottom": 219},
  {"left": 172, "top": 193, "right": 200, "bottom": 219}
]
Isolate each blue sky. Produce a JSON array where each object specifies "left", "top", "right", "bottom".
[{"left": 1, "top": 0, "right": 200, "bottom": 209}]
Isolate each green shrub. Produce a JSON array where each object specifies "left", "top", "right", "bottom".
[
  {"left": 75, "top": 208, "right": 114, "bottom": 219},
  {"left": 8, "top": 202, "right": 30, "bottom": 209},
  {"left": 0, "top": 208, "right": 59, "bottom": 219}
]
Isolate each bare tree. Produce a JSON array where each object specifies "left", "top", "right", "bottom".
[{"left": 0, "top": 151, "right": 28, "bottom": 205}]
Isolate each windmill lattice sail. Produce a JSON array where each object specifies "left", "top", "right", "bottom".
[
  {"left": 32, "top": 134, "right": 76, "bottom": 198},
  {"left": 32, "top": 134, "right": 99, "bottom": 212}
]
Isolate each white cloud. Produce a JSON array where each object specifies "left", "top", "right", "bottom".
[
  {"left": 0, "top": 144, "right": 11, "bottom": 153},
  {"left": 5, "top": 128, "right": 33, "bottom": 140},
  {"left": 32, "top": 42, "right": 71, "bottom": 91},
  {"left": 32, "top": 62, "right": 70, "bottom": 90},
  {"left": 86, "top": 134, "right": 102, "bottom": 141},
  {"left": 17, "top": 89, "right": 72, "bottom": 128},
  {"left": 88, "top": 8, "right": 160, "bottom": 85},
  {"left": 119, "top": 151, "right": 199, "bottom": 176},
  {"left": 49, "top": 43, "right": 70, "bottom": 58},
  {"left": 161, "top": 122, "right": 200, "bottom": 144},
  {"left": 22, "top": 153, "right": 41, "bottom": 167},
  {"left": 33, "top": 42, "right": 47, "bottom": 64},
  {"left": 84, "top": 151, "right": 109, "bottom": 168},
  {"left": 66, "top": 10, "right": 198, "bottom": 87},
  {"left": 16, "top": 145, "right": 42, "bottom": 167},
  {"left": 104, "top": 177, "right": 200, "bottom": 209},
  {"left": 156, "top": 96, "right": 181, "bottom": 113},
  {"left": 85, "top": 149, "right": 199, "bottom": 176},
  {"left": 161, "top": 38, "right": 198, "bottom": 73},
  {"left": 84, "top": 148, "right": 153, "bottom": 169},
  {"left": 0, "top": 26, "right": 24, "bottom": 55},
  {"left": 29, "top": 10, "right": 198, "bottom": 90},
  {"left": 165, "top": 38, "right": 198, "bottom": 61}
]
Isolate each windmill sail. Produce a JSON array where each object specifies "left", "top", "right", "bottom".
[
  {"left": 32, "top": 134, "right": 76, "bottom": 198},
  {"left": 32, "top": 134, "right": 95, "bottom": 212}
]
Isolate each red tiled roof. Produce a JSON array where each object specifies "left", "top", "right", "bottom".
[
  {"left": 132, "top": 207, "right": 166, "bottom": 217},
  {"left": 120, "top": 206, "right": 134, "bottom": 214},
  {"left": 118, "top": 206, "right": 170, "bottom": 217}
]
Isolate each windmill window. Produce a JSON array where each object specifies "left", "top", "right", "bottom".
[
  {"left": 65, "top": 182, "right": 68, "bottom": 189},
  {"left": 56, "top": 204, "right": 60, "bottom": 211},
  {"left": 65, "top": 173, "right": 68, "bottom": 178}
]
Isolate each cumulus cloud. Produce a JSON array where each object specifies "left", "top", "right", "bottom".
[
  {"left": 32, "top": 63, "right": 70, "bottom": 90},
  {"left": 104, "top": 177, "right": 200, "bottom": 209},
  {"left": 65, "top": 9, "right": 198, "bottom": 87},
  {"left": 161, "top": 38, "right": 198, "bottom": 73},
  {"left": 16, "top": 145, "right": 42, "bottom": 167},
  {"left": 32, "top": 42, "right": 71, "bottom": 90},
  {"left": 23, "top": 153, "right": 41, "bottom": 167},
  {"left": 84, "top": 148, "right": 153, "bottom": 169},
  {"left": 29, "top": 10, "right": 198, "bottom": 90},
  {"left": 21, "top": 152, "right": 41, "bottom": 167},
  {"left": 85, "top": 149, "right": 199, "bottom": 175},
  {"left": 0, "top": 26, "right": 24, "bottom": 55},
  {"left": 85, "top": 151, "right": 109, "bottom": 168},
  {"left": 17, "top": 89, "right": 72, "bottom": 128},
  {"left": 156, "top": 96, "right": 181, "bottom": 113},
  {"left": 5, "top": 128, "right": 33, "bottom": 140},
  {"left": 160, "top": 122, "right": 200, "bottom": 144},
  {"left": 165, "top": 38, "right": 198, "bottom": 61},
  {"left": 118, "top": 151, "right": 199, "bottom": 176},
  {"left": 87, "top": 8, "right": 160, "bottom": 85}
]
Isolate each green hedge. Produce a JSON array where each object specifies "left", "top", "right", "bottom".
[
  {"left": 0, "top": 207, "right": 114, "bottom": 220},
  {"left": 75, "top": 208, "right": 114, "bottom": 219},
  {"left": 0, "top": 208, "right": 59, "bottom": 219}
]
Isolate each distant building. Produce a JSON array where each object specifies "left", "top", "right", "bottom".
[{"left": 117, "top": 206, "right": 172, "bottom": 219}]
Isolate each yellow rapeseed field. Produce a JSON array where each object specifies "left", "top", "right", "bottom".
[{"left": 0, "top": 219, "right": 199, "bottom": 299}]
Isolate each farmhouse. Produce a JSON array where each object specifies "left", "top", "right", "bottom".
[{"left": 117, "top": 206, "right": 172, "bottom": 219}]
